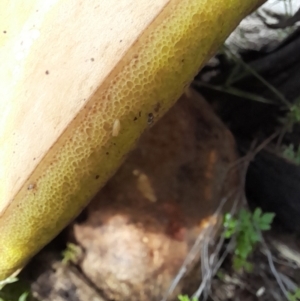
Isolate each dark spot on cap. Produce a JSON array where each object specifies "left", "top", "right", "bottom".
[
  {"left": 91, "top": 58, "right": 94, "bottom": 62},
  {"left": 95, "top": 175, "right": 99, "bottom": 179},
  {"left": 45, "top": 70, "right": 49, "bottom": 75},
  {"left": 148, "top": 113, "right": 154, "bottom": 125},
  {"left": 106, "top": 152, "right": 109, "bottom": 155},
  {"left": 133, "top": 117, "right": 137, "bottom": 121},
  {"left": 3, "top": 30, "right": 7, "bottom": 34},
  {"left": 120, "top": 39, "right": 123, "bottom": 43}
]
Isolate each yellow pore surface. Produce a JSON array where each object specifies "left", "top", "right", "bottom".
[{"left": 0, "top": 0, "right": 261, "bottom": 279}]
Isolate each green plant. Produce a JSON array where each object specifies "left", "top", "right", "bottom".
[
  {"left": 287, "top": 102, "right": 300, "bottom": 125},
  {"left": 17, "top": 293, "right": 28, "bottom": 301},
  {"left": 0, "top": 292, "right": 28, "bottom": 301},
  {"left": 0, "top": 278, "right": 31, "bottom": 301},
  {"left": 288, "top": 288, "right": 300, "bottom": 301},
  {"left": 279, "top": 98, "right": 300, "bottom": 133},
  {"left": 61, "top": 242, "right": 82, "bottom": 265},
  {"left": 282, "top": 144, "right": 300, "bottom": 165},
  {"left": 216, "top": 270, "right": 226, "bottom": 281},
  {"left": 177, "top": 294, "right": 198, "bottom": 301},
  {"left": 0, "top": 291, "right": 29, "bottom": 301},
  {"left": 223, "top": 208, "right": 275, "bottom": 272},
  {"left": 0, "top": 278, "right": 18, "bottom": 291}
]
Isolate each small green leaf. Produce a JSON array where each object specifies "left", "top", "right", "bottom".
[
  {"left": 224, "top": 207, "right": 275, "bottom": 273},
  {"left": 178, "top": 294, "right": 198, "bottom": 301},
  {"left": 239, "top": 209, "right": 250, "bottom": 221},
  {"left": 244, "top": 261, "right": 253, "bottom": 273},
  {"left": 224, "top": 213, "right": 232, "bottom": 222},
  {"left": 260, "top": 213, "right": 275, "bottom": 225},
  {"left": 62, "top": 243, "right": 82, "bottom": 265},
  {"left": 18, "top": 292, "right": 29, "bottom": 301},
  {"left": 0, "top": 277, "right": 19, "bottom": 290},
  {"left": 249, "top": 231, "right": 260, "bottom": 243},
  {"left": 216, "top": 271, "right": 225, "bottom": 281},
  {"left": 253, "top": 207, "right": 262, "bottom": 223},
  {"left": 295, "top": 288, "right": 300, "bottom": 298},
  {"left": 288, "top": 288, "right": 300, "bottom": 301},
  {"left": 233, "top": 256, "right": 244, "bottom": 271},
  {"left": 258, "top": 223, "right": 271, "bottom": 231}
]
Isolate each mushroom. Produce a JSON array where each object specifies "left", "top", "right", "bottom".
[{"left": 0, "top": 0, "right": 265, "bottom": 280}]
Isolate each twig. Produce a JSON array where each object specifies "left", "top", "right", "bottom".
[
  {"left": 263, "top": 7, "right": 300, "bottom": 29},
  {"left": 161, "top": 226, "right": 209, "bottom": 301},
  {"left": 163, "top": 125, "right": 280, "bottom": 301},
  {"left": 260, "top": 248, "right": 299, "bottom": 269},
  {"left": 258, "top": 230, "right": 290, "bottom": 300},
  {"left": 222, "top": 45, "right": 291, "bottom": 108},
  {"left": 193, "top": 81, "right": 277, "bottom": 105}
]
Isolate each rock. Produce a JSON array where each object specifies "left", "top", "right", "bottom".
[
  {"left": 72, "top": 90, "right": 240, "bottom": 301},
  {"left": 226, "top": 0, "right": 300, "bottom": 53}
]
